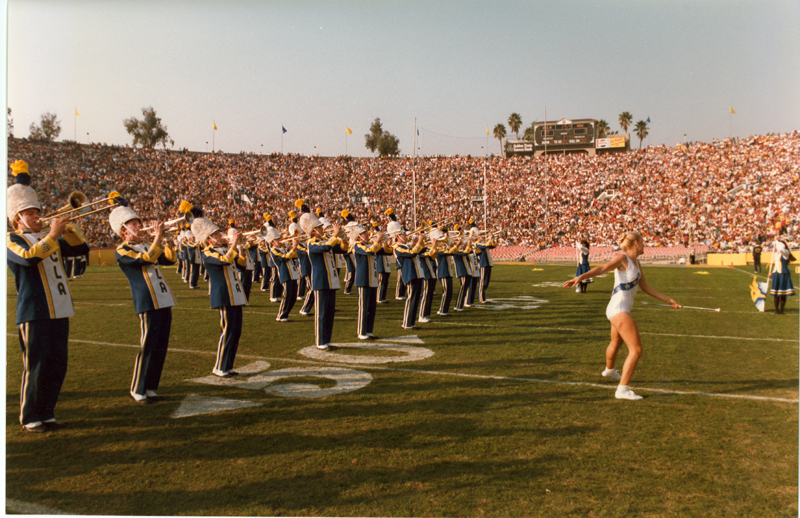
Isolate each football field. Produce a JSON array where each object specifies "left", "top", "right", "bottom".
[{"left": 6, "top": 264, "right": 798, "bottom": 517}]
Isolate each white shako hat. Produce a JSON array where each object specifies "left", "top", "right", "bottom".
[
  {"left": 265, "top": 226, "right": 281, "bottom": 243},
  {"left": 319, "top": 217, "right": 332, "bottom": 228},
  {"left": 346, "top": 223, "right": 365, "bottom": 240},
  {"left": 299, "top": 212, "right": 322, "bottom": 236},
  {"left": 109, "top": 206, "right": 141, "bottom": 237},
  {"left": 288, "top": 221, "right": 302, "bottom": 236},
  {"left": 184, "top": 230, "right": 194, "bottom": 239},
  {"left": 386, "top": 221, "right": 403, "bottom": 236},
  {"left": 468, "top": 226, "right": 481, "bottom": 238},
  {"left": 191, "top": 217, "right": 219, "bottom": 245},
  {"left": 7, "top": 160, "right": 41, "bottom": 224},
  {"left": 428, "top": 227, "right": 446, "bottom": 241}
]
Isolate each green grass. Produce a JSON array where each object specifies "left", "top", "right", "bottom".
[{"left": 6, "top": 264, "right": 798, "bottom": 517}]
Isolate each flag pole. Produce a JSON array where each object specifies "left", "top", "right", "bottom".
[
  {"left": 413, "top": 117, "right": 417, "bottom": 229},
  {"left": 74, "top": 108, "right": 76, "bottom": 142}
]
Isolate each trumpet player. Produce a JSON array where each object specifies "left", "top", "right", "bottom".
[
  {"left": 435, "top": 227, "right": 459, "bottom": 316},
  {"left": 258, "top": 214, "right": 273, "bottom": 293},
  {"left": 110, "top": 204, "right": 177, "bottom": 405},
  {"left": 341, "top": 210, "right": 357, "bottom": 295},
  {"left": 374, "top": 222, "right": 392, "bottom": 304},
  {"left": 269, "top": 213, "right": 302, "bottom": 322},
  {"left": 296, "top": 201, "right": 315, "bottom": 316},
  {"left": 186, "top": 229, "right": 202, "bottom": 289},
  {"left": 390, "top": 223, "right": 426, "bottom": 330},
  {"left": 475, "top": 230, "right": 497, "bottom": 303},
  {"left": 350, "top": 222, "right": 391, "bottom": 339},
  {"left": 417, "top": 223, "right": 440, "bottom": 324},
  {"left": 192, "top": 210, "right": 248, "bottom": 378},
  {"left": 451, "top": 226, "right": 473, "bottom": 312},
  {"left": 386, "top": 209, "right": 407, "bottom": 301},
  {"left": 7, "top": 160, "right": 90, "bottom": 431},
  {"left": 299, "top": 210, "right": 348, "bottom": 351},
  {"left": 465, "top": 220, "right": 481, "bottom": 307}
]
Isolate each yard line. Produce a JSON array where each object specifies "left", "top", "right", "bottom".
[{"left": 11, "top": 334, "right": 796, "bottom": 404}]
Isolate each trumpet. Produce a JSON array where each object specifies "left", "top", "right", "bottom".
[
  {"left": 41, "top": 191, "right": 127, "bottom": 222},
  {"left": 141, "top": 212, "right": 194, "bottom": 232}
]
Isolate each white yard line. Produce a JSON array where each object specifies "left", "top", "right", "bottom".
[{"left": 10, "top": 334, "right": 796, "bottom": 404}]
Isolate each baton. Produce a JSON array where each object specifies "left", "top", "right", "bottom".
[{"left": 642, "top": 302, "right": 720, "bottom": 312}]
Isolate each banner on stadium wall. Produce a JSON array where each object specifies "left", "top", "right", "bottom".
[{"left": 596, "top": 137, "right": 626, "bottom": 149}]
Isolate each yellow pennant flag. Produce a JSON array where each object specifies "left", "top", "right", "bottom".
[
  {"left": 486, "top": 127, "right": 490, "bottom": 136},
  {"left": 346, "top": 127, "right": 352, "bottom": 135},
  {"left": 730, "top": 106, "right": 736, "bottom": 114},
  {"left": 213, "top": 121, "right": 217, "bottom": 130},
  {"left": 75, "top": 109, "right": 80, "bottom": 116}
]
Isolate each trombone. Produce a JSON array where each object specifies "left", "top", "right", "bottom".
[{"left": 40, "top": 191, "right": 127, "bottom": 222}]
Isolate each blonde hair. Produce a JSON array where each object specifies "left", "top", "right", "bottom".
[{"left": 619, "top": 232, "right": 642, "bottom": 251}]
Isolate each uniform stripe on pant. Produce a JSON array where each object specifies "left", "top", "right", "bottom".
[
  {"left": 419, "top": 278, "right": 436, "bottom": 319},
  {"left": 131, "top": 308, "right": 172, "bottom": 396},
  {"left": 215, "top": 306, "right": 243, "bottom": 373},
  {"left": 357, "top": 286, "right": 378, "bottom": 336},
  {"left": 455, "top": 276, "right": 469, "bottom": 309},
  {"left": 439, "top": 277, "right": 453, "bottom": 314},
  {"left": 18, "top": 318, "right": 69, "bottom": 425},
  {"left": 377, "top": 273, "right": 390, "bottom": 303},
  {"left": 395, "top": 272, "right": 406, "bottom": 299},
  {"left": 403, "top": 279, "right": 422, "bottom": 328},
  {"left": 277, "top": 280, "right": 298, "bottom": 319},
  {"left": 479, "top": 266, "right": 492, "bottom": 302},
  {"left": 467, "top": 276, "right": 479, "bottom": 305},
  {"left": 300, "top": 275, "right": 315, "bottom": 314},
  {"left": 314, "top": 289, "right": 336, "bottom": 346}
]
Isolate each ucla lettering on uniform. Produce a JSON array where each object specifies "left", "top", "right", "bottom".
[
  {"left": 57, "top": 282, "right": 67, "bottom": 295},
  {"left": 155, "top": 268, "right": 163, "bottom": 279},
  {"left": 53, "top": 265, "right": 63, "bottom": 279},
  {"left": 160, "top": 282, "right": 168, "bottom": 293},
  {"left": 235, "top": 284, "right": 242, "bottom": 292},
  {"left": 50, "top": 253, "right": 59, "bottom": 262}
]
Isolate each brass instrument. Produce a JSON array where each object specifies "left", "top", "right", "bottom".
[
  {"left": 141, "top": 212, "right": 194, "bottom": 232},
  {"left": 41, "top": 191, "right": 126, "bottom": 222}
]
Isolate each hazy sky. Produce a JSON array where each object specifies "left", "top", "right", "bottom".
[{"left": 5, "top": 0, "right": 799, "bottom": 157}]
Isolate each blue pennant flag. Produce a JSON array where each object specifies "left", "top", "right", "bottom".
[
  {"left": 282, "top": 126, "right": 287, "bottom": 134},
  {"left": 646, "top": 117, "right": 651, "bottom": 123}
]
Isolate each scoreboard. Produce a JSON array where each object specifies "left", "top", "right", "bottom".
[{"left": 533, "top": 118, "right": 596, "bottom": 149}]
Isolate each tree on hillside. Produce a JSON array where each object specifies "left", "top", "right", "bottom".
[
  {"left": 124, "top": 107, "right": 172, "bottom": 149},
  {"left": 618, "top": 111, "right": 633, "bottom": 135},
  {"left": 507, "top": 113, "right": 522, "bottom": 139},
  {"left": 634, "top": 120, "right": 649, "bottom": 149},
  {"left": 29, "top": 111, "right": 61, "bottom": 142},
  {"left": 493, "top": 123, "right": 507, "bottom": 154},
  {"left": 7, "top": 108, "right": 13, "bottom": 138},
  {"left": 596, "top": 119, "right": 610, "bottom": 138},
  {"left": 364, "top": 118, "right": 400, "bottom": 156}
]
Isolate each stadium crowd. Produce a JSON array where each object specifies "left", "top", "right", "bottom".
[{"left": 7, "top": 131, "right": 799, "bottom": 254}]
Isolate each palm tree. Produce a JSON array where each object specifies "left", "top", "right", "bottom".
[
  {"left": 618, "top": 111, "right": 633, "bottom": 135},
  {"left": 493, "top": 123, "right": 507, "bottom": 155},
  {"left": 596, "top": 119, "right": 610, "bottom": 138},
  {"left": 507, "top": 113, "right": 522, "bottom": 140},
  {"left": 634, "top": 120, "right": 649, "bottom": 149}
]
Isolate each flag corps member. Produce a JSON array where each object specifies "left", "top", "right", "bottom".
[
  {"left": 7, "top": 160, "right": 91, "bottom": 432},
  {"left": 111, "top": 203, "right": 177, "bottom": 405},
  {"left": 192, "top": 210, "right": 248, "bottom": 378}
]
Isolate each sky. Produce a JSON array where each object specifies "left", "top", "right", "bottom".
[{"left": 4, "top": 0, "right": 800, "bottom": 158}]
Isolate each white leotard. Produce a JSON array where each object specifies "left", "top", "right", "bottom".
[{"left": 606, "top": 252, "right": 641, "bottom": 321}]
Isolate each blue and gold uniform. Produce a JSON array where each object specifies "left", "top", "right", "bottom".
[
  {"left": 452, "top": 240, "right": 472, "bottom": 311},
  {"left": 116, "top": 239, "right": 177, "bottom": 401},
  {"left": 436, "top": 242, "right": 459, "bottom": 315},
  {"left": 8, "top": 227, "right": 89, "bottom": 428},
  {"left": 354, "top": 238, "right": 392, "bottom": 338},
  {"left": 297, "top": 241, "right": 315, "bottom": 315},
  {"left": 393, "top": 239, "right": 425, "bottom": 329},
  {"left": 270, "top": 243, "right": 301, "bottom": 320},
  {"left": 475, "top": 237, "right": 496, "bottom": 303},
  {"left": 202, "top": 243, "right": 248, "bottom": 376},
  {"left": 307, "top": 233, "right": 349, "bottom": 348}
]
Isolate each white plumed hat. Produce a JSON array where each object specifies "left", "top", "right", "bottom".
[
  {"left": 265, "top": 226, "right": 281, "bottom": 243},
  {"left": 386, "top": 220, "right": 403, "bottom": 236},
  {"left": 109, "top": 206, "right": 141, "bottom": 237},
  {"left": 191, "top": 217, "right": 219, "bottom": 245},
  {"left": 428, "top": 228, "right": 446, "bottom": 241},
  {"left": 346, "top": 224, "right": 366, "bottom": 240},
  {"left": 7, "top": 160, "right": 40, "bottom": 224},
  {"left": 288, "top": 221, "right": 302, "bottom": 236},
  {"left": 299, "top": 212, "right": 322, "bottom": 236}
]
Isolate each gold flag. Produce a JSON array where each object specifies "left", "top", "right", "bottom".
[{"left": 346, "top": 127, "right": 352, "bottom": 135}]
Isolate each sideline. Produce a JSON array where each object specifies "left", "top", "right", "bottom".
[{"left": 11, "top": 334, "right": 796, "bottom": 404}]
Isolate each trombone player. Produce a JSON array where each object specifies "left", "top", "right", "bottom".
[{"left": 7, "top": 160, "right": 91, "bottom": 432}]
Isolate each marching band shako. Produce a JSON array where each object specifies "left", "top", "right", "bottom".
[
  {"left": 129, "top": 243, "right": 176, "bottom": 310},
  {"left": 17, "top": 232, "right": 74, "bottom": 319}
]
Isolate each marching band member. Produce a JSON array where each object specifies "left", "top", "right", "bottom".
[
  {"left": 300, "top": 210, "right": 348, "bottom": 350},
  {"left": 289, "top": 208, "right": 307, "bottom": 300},
  {"left": 191, "top": 210, "right": 248, "bottom": 378},
  {"left": 375, "top": 221, "right": 392, "bottom": 304},
  {"left": 386, "top": 209, "right": 407, "bottom": 301},
  {"left": 465, "top": 220, "right": 481, "bottom": 307},
  {"left": 180, "top": 225, "right": 191, "bottom": 283},
  {"left": 296, "top": 201, "right": 315, "bottom": 316},
  {"left": 110, "top": 204, "right": 177, "bottom": 405},
  {"left": 475, "top": 230, "right": 497, "bottom": 303},
  {"left": 451, "top": 226, "right": 472, "bottom": 312},
  {"left": 269, "top": 215, "right": 301, "bottom": 321},
  {"left": 258, "top": 214, "right": 273, "bottom": 292},
  {"left": 390, "top": 222, "right": 426, "bottom": 330},
  {"left": 175, "top": 226, "right": 185, "bottom": 278},
  {"left": 435, "top": 227, "right": 459, "bottom": 316},
  {"left": 417, "top": 223, "right": 440, "bottom": 324},
  {"left": 266, "top": 216, "right": 284, "bottom": 302},
  {"left": 186, "top": 229, "right": 202, "bottom": 289},
  {"left": 574, "top": 239, "right": 593, "bottom": 294},
  {"left": 7, "top": 160, "right": 90, "bottom": 432},
  {"left": 341, "top": 210, "right": 357, "bottom": 295},
  {"left": 350, "top": 222, "right": 390, "bottom": 339},
  {"left": 229, "top": 220, "right": 254, "bottom": 303}
]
